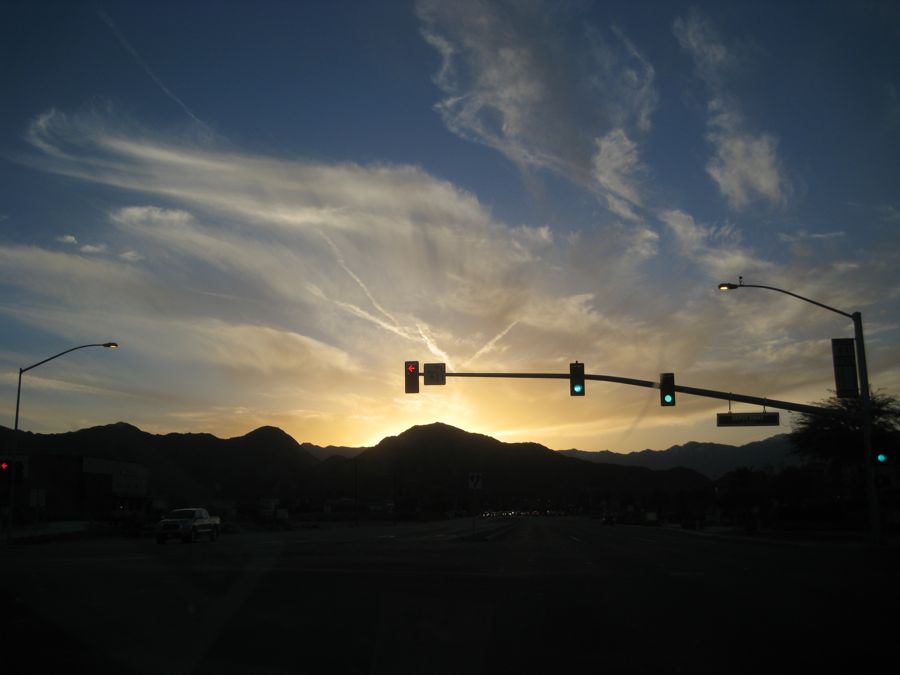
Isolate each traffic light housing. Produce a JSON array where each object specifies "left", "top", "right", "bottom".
[
  {"left": 570, "top": 362, "right": 585, "bottom": 396},
  {"left": 405, "top": 361, "right": 420, "bottom": 394},
  {"left": 660, "top": 373, "right": 675, "bottom": 406},
  {"left": 875, "top": 452, "right": 892, "bottom": 488},
  {"left": 0, "top": 459, "right": 23, "bottom": 487}
]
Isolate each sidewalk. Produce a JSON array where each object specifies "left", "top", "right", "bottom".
[
  {"left": 661, "top": 522, "right": 900, "bottom": 548},
  {"left": 2, "top": 520, "right": 92, "bottom": 544}
]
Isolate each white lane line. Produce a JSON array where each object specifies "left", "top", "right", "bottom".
[{"left": 569, "top": 535, "right": 582, "bottom": 543}]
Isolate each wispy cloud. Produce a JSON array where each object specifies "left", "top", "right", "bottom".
[
  {"left": 674, "top": 11, "right": 789, "bottom": 210},
  {"left": 56, "top": 234, "right": 77, "bottom": 244},
  {"left": 417, "top": 0, "right": 655, "bottom": 221},
  {"left": 876, "top": 204, "right": 900, "bottom": 222},
  {"left": 777, "top": 230, "right": 845, "bottom": 243},
  {"left": 592, "top": 128, "right": 644, "bottom": 220},
  {"left": 79, "top": 243, "right": 108, "bottom": 254},
  {"left": 883, "top": 82, "right": 900, "bottom": 131},
  {"left": 658, "top": 208, "right": 771, "bottom": 279},
  {"left": 9, "top": 109, "right": 698, "bottom": 441},
  {"left": 10, "top": 107, "right": 897, "bottom": 450},
  {"left": 705, "top": 103, "right": 786, "bottom": 209}
]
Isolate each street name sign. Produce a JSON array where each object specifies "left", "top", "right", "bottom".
[
  {"left": 424, "top": 362, "right": 446, "bottom": 385},
  {"left": 716, "top": 412, "right": 780, "bottom": 427}
]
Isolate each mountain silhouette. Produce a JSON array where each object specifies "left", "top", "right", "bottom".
[
  {"left": 0, "top": 422, "right": 319, "bottom": 505},
  {"left": 560, "top": 435, "right": 795, "bottom": 479},
  {"left": 2, "top": 421, "right": 715, "bottom": 516},
  {"left": 303, "top": 423, "right": 711, "bottom": 514}
]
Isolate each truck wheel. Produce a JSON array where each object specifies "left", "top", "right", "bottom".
[{"left": 210, "top": 527, "right": 218, "bottom": 542}]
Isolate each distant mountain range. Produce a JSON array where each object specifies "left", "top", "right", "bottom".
[
  {"left": 0, "top": 422, "right": 318, "bottom": 504},
  {"left": 0, "top": 422, "right": 798, "bottom": 514},
  {"left": 303, "top": 432, "right": 797, "bottom": 480},
  {"left": 560, "top": 435, "right": 797, "bottom": 479}
]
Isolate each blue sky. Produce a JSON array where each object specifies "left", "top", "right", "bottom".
[{"left": 1, "top": 0, "right": 898, "bottom": 452}]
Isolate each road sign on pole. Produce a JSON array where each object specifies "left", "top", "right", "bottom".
[
  {"left": 716, "top": 412, "right": 780, "bottom": 427},
  {"left": 831, "top": 338, "right": 859, "bottom": 399},
  {"left": 424, "top": 363, "right": 446, "bottom": 385}
]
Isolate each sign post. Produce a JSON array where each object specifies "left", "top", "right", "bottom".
[
  {"left": 831, "top": 338, "right": 859, "bottom": 399},
  {"left": 424, "top": 363, "right": 446, "bottom": 386},
  {"left": 468, "top": 472, "right": 483, "bottom": 536}
]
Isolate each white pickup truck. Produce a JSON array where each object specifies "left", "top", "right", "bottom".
[{"left": 155, "top": 507, "right": 220, "bottom": 544}]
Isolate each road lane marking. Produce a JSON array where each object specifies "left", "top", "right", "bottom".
[{"left": 569, "top": 535, "right": 582, "bottom": 543}]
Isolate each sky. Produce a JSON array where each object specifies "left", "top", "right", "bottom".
[{"left": 1, "top": 0, "right": 898, "bottom": 453}]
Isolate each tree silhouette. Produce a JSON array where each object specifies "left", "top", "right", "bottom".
[{"left": 789, "top": 392, "right": 900, "bottom": 465}]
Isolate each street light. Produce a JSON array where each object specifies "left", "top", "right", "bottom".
[
  {"left": 718, "top": 277, "right": 880, "bottom": 545},
  {"left": 14, "top": 342, "right": 118, "bottom": 432},
  {"left": 7, "top": 341, "right": 119, "bottom": 541}
]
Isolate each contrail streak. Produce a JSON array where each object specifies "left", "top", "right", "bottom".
[
  {"left": 318, "top": 233, "right": 454, "bottom": 366},
  {"left": 305, "top": 283, "right": 413, "bottom": 340},
  {"left": 463, "top": 320, "right": 518, "bottom": 367},
  {"left": 96, "top": 6, "right": 208, "bottom": 129},
  {"left": 318, "top": 232, "right": 402, "bottom": 328},
  {"left": 416, "top": 323, "right": 453, "bottom": 367}
]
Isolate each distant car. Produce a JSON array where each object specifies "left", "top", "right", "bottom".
[
  {"left": 601, "top": 514, "right": 617, "bottom": 526},
  {"left": 156, "top": 508, "right": 220, "bottom": 544}
]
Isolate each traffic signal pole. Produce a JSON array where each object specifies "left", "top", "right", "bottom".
[
  {"left": 853, "top": 312, "right": 881, "bottom": 545},
  {"left": 434, "top": 369, "right": 842, "bottom": 418}
]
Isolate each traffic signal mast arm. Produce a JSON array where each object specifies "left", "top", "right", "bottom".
[{"left": 426, "top": 369, "right": 842, "bottom": 418}]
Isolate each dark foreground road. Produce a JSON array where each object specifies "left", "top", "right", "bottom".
[{"left": 2, "top": 517, "right": 897, "bottom": 674}]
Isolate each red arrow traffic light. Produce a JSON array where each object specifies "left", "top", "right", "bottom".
[{"left": 405, "top": 361, "right": 420, "bottom": 393}]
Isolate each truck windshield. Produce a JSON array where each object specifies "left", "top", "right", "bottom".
[{"left": 167, "top": 510, "right": 197, "bottom": 519}]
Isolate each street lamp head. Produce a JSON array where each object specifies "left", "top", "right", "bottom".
[
  {"left": 103, "top": 342, "right": 119, "bottom": 348},
  {"left": 718, "top": 283, "right": 739, "bottom": 291}
]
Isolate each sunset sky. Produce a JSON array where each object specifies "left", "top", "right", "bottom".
[{"left": 1, "top": 1, "right": 898, "bottom": 453}]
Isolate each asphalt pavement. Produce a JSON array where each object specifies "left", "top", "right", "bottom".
[{"left": 2, "top": 517, "right": 897, "bottom": 674}]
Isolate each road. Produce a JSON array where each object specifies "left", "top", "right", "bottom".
[{"left": 2, "top": 517, "right": 897, "bottom": 674}]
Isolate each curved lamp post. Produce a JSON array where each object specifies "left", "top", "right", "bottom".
[
  {"left": 718, "top": 278, "right": 880, "bottom": 545},
  {"left": 14, "top": 342, "right": 118, "bottom": 433},
  {"left": 7, "top": 342, "right": 118, "bottom": 542}
]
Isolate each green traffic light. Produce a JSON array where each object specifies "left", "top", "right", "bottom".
[
  {"left": 569, "top": 362, "right": 585, "bottom": 396},
  {"left": 877, "top": 453, "right": 887, "bottom": 463},
  {"left": 659, "top": 372, "right": 675, "bottom": 406}
]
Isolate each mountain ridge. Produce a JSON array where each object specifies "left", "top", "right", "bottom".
[
  {"left": 560, "top": 434, "right": 795, "bottom": 479},
  {"left": 1, "top": 421, "right": 795, "bottom": 480}
]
